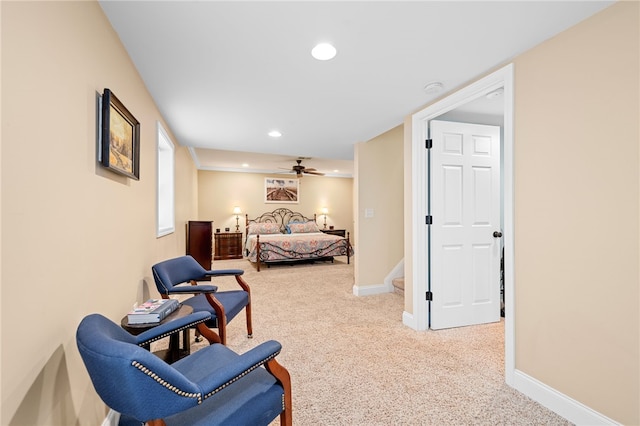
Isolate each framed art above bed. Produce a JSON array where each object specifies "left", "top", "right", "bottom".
[{"left": 264, "top": 178, "right": 299, "bottom": 203}]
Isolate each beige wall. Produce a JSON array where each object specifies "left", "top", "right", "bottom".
[
  {"left": 198, "top": 170, "right": 353, "bottom": 240},
  {"left": 354, "top": 125, "right": 404, "bottom": 288},
  {"left": 513, "top": 2, "right": 639, "bottom": 423},
  {"left": 404, "top": 2, "right": 638, "bottom": 423},
  {"left": 1, "top": 2, "right": 198, "bottom": 424}
]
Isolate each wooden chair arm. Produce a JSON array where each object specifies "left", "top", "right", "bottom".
[
  {"left": 204, "top": 293, "right": 228, "bottom": 345},
  {"left": 265, "top": 358, "right": 292, "bottom": 426}
]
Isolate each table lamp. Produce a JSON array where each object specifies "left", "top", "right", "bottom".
[
  {"left": 233, "top": 206, "right": 242, "bottom": 232},
  {"left": 321, "top": 207, "right": 328, "bottom": 229}
]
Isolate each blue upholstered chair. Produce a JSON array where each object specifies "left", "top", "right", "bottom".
[
  {"left": 152, "top": 255, "right": 252, "bottom": 345},
  {"left": 76, "top": 313, "right": 292, "bottom": 426}
]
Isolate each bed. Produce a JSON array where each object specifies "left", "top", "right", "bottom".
[{"left": 245, "top": 208, "right": 353, "bottom": 271}]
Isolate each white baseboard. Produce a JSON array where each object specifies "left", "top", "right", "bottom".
[
  {"left": 513, "top": 370, "right": 618, "bottom": 425},
  {"left": 397, "top": 315, "right": 616, "bottom": 424},
  {"left": 102, "top": 409, "right": 120, "bottom": 426},
  {"left": 383, "top": 259, "right": 404, "bottom": 292},
  {"left": 402, "top": 310, "right": 417, "bottom": 329},
  {"left": 352, "top": 283, "right": 389, "bottom": 296}
]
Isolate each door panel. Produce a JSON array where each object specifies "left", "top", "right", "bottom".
[
  {"left": 442, "top": 244, "right": 464, "bottom": 307},
  {"left": 430, "top": 120, "right": 501, "bottom": 330},
  {"left": 473, "top": 167, "right": 492, "bottom": 224},
  {"left": 443, "top": 165, "right": 463, "bottom": 225},
  {"left": 472, "top": 243, "right": 491, "bottom": 302}
]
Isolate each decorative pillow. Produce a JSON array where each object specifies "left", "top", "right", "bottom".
[
  {"left": 284, "top": 222, "right": 302, "bottom": 234},
  {"left": 248, "top": 222, "right": 282, "bottom": 235},
  {"left": 287, "top": 221, "right": 320, "bottom": 234}
]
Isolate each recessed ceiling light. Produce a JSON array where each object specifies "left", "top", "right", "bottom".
[
  {"left": 423, "top": 82, "right": 444, "bottom": 94},
  {"left": 311, "top": 43, "right": 337, "bottom": 61},
  {"left": 268, "top": 130, "right": 282, "bottom": 138},
  {"left": 242, "top": 163, "right": 249, "bottom": 168}
]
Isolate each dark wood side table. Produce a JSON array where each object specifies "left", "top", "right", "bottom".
[
  {"left": 321, "top": 228, "right": 346, "bottom": 237},
  {"left": 121, "top": 304, "right": 193, "bottom": 363},
  {"left": 214, "top": 232, "right": 243, "bottom": 260}
]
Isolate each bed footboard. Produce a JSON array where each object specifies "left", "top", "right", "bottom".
[{"left": 253, "top": 233, "right": 352, "bottom": 272}]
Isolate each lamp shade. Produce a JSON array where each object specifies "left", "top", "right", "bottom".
[
  {"left": 233, "top": 206, "right": 242, "bottom": 215},
  {"left": 321, "top": 207, "right": 328, "bottom": 215}
]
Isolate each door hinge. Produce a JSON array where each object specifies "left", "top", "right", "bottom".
[
  {"left": 426, "top": 291, "right": 433, "bottom": 301},
  {"left": 425, "top": 215, "right": 433, "bottom": 225},
  {"left": 425, "top": 139, "right": 433, "bottom": 149}
]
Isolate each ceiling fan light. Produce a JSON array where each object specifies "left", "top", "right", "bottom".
[{"left": 311, "top": 43, "right": 337, "bottom": 61}]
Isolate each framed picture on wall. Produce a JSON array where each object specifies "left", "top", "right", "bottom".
[
  {"left": 100, "top": 88, "right": 140, "bottom": 180},
  {"left": 265, "top": 178, "right": 299, "bottom": 203}
]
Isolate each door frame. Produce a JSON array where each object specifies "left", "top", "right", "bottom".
[{"left": 408, "top": 63, "right": 515, "bottom": 385}]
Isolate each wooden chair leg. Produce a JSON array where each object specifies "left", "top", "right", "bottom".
[
  {"left": 234, "top": 275, "right": 253, "bottom": 338},
  {"left": 205, "top": 294, "right": 227, "bottom": 345},
  {"left": 218, "top": 317, "right": 227, "bottom": 346},
  {"left": 194, "top": 328, "right": 203, "bottom": 342},
  {"left": 245, "top": 303, "right": 253, "bottom": 338},
  {"left": 195, "top": 323, "right": 221, "bottom": 344}
]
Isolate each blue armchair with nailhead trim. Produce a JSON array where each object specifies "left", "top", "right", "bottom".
[
  {"left": 76, "top": 313, "right": 292, "bottom": 426},
  {"left": 152, "top": 255, "right": 252, "bottom": 345}
]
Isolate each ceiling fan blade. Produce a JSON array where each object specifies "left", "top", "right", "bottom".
[{"left": 285, "top": 159, "right": 324, "bottom": 176}]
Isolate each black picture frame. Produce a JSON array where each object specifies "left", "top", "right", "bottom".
[
  {"left": 101, "top": 88, "right": 140, "bottom": 180},
  {"left": 265, "top": 177, "right": 299, "bottom": 203}
]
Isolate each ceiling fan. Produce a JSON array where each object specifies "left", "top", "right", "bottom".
[{"left": 283, "top": 159, "right": 325, "bottom": 178}]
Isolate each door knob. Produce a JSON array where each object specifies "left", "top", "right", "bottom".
[{"left": 493, "top": 231, "right": 503, "bottom": 238}]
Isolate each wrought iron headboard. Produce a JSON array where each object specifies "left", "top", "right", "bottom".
[{"left": 245, "top": 208, "right": 316, "bottom": 236}]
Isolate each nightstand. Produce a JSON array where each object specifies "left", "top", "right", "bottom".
[
  {"left": 214, "top": 232, "right": 243, "bottom": 260},
  {"left": 321, "top": 229, "right": 346, "bottom": 237}
]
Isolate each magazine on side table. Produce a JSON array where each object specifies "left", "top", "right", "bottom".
[{"left": 127, "top": 299, "right": 180, "bottom": 324}]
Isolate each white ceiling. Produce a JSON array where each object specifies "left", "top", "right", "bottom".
[{"left": 99, "top": 1, "right": 613, "bottom": 177}]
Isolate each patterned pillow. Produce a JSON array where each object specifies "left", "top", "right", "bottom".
[
  {"left": 248, "top": 222, "right": 282, "bottom": 235},
  {"left": 287, "top": 221, "right": 320, "bottom": 234}
]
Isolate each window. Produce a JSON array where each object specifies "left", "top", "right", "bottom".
[{"left": 157, "top": 122, "right": 175, "bottom": 237}]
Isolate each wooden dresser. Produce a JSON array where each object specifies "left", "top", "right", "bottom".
[
  {"left": 186, "top": 221, "right": 213, "bottom": 269},
  {"left": 214, "top": 232, "right": 243, "bottom": 260}
]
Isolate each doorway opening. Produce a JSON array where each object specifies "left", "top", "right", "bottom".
[{"left": 408, "top": 64, "right": 515, "bottom": 385}]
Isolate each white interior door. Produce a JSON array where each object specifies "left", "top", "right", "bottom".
[{"left": 429, "top": 120, "right": 501, "bottom": 330}]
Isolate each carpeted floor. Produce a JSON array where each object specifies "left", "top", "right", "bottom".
[{"left": 155, "top": 257, "right": 572, "bottom": 425}]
